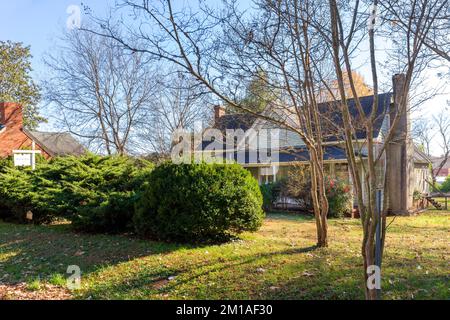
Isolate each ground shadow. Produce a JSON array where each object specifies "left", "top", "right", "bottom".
[
  {"left": 0, "top": 221, "right": 195, "bottom": 285},
  {"left": 76, "top": 245, "right": 319, "bottom": 299}
]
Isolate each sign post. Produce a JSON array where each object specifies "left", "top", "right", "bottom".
[{"left": 13, "top": 142, "right": 41, "bottom": 170}]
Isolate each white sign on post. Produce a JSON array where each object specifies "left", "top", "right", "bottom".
[
  {"left": 14, "top": 153, "right": 32, "bottom": 167},
  {"left": 13, "top": 143, "right": 41, "bottom": 170}
]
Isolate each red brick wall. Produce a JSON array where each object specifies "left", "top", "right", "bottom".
[{"left": 0, "top": 102, "right": 50, "bottom": 158}]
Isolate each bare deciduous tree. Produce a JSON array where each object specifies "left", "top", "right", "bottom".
[
  {"left": 82, "top": 0, "right": 448, "bottom": 298},
  {"left": 412, "top": 118, "right": 434, "bottom": 156},
  {"left": 43, "top": 25, "right": 157, "bottom": 155},
  {"left": 137, "top": 71, "right": 209, "bottom": 155},
  {"left": 86, "top": 0, "right": 334, "bottom": 247},
  {"left": 413, "top": 110, "right": 450, "bottom": 186},
  {"left": 432, "top": 108, "right": 450, "bottom": 185},
  {"left": 327, "top": 0, "right": 448, "bottom": 299}
]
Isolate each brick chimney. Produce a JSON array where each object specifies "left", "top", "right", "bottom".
[
  {"left": 214, "top": 105, "right": 226, "bottom": 124},
  {"left": 0, "top": 102, "right": 23, "bottom": 128},
  {"left": 386, "top": 74, "right": 414, "bottom": 214}
]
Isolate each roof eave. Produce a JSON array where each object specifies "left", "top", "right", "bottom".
[{"left": 22, "top": 128, "right": 56, "bottom": 157}]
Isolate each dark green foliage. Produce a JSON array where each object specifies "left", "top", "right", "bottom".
[
  {"left": 73, "top": 191, "right": 137, "bottom": 233},
  {"left": 260, "top": 181, "right": 282, "bottom": 210},
  {"left": 66, "top": 155, "right": 154, "bottom": 233},
  {"left": 134, "top": 162, "right": 264, "bottom": 242},
  {"left": 0, "top": 167, "right": 34, "bottom": 222},
  {"left": 0, "top": 154, "right": 153, "bottom": 230},
  {"left": 1, "top": 155, "right": 266, "bottom": 240},
  {"left": 0, "top": 157, "right": 13, "bottom": 173},
  {"left": 439, "top": 176, "right": 450, "bottom": 193}
]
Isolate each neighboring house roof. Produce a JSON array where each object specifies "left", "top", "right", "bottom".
[
  {"left": 202, "top": 93, "right": 435, "bottom": 167},
  {"left": 23, "top": 130, "right": 86, "bottom": 157},
  {"left": 202, "top": 93, "right": 393, "bottom": 164},
  {"left": 431, "top": 156, "right": 450, "bottom": 169},
  {"left": 413, "top": 146, "right": 432, "bottom": 164}
]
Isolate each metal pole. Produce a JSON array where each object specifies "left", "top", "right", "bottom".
[{"left": 375, "top": 189, "right": 382, "bottom": 299}]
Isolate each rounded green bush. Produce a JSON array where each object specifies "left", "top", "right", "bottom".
[{"left": 134, "top": 162, "right": 264, "bottom": 242}]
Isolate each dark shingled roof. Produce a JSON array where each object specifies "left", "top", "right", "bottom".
[
  {"left": 200, "top": 93, "right": 392, "bottom": 164},
  {"left": 277, "top": 145, "right": 353, "bottom": 163},
  {"left": 24, "top": 130, "right": 86, "bottom": 157},
  {"left": 205, "top": 145, "right": 365, "bottom": 165},
  {"left": 318, "top": 93, "right": 392, "bottom": 141},
  {"left": 214, "top": 113, "right": 258, "bottom": 132},
  {"left": 212, "top": 93, "right": 393, "bottom": 141}
]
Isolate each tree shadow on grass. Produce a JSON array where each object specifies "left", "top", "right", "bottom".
[
  {"left": 76, "top": 245, "right": 319, "bottom": 299},
  {"left": 76, "top": 240, "right": 450, "bottom": 300},
  {"left": 263, "top": 254, "right": 365, "bottom": 300},
  {"left": 0, "top": 222, "right": 194, "bottom": 285},
  {"left": 265, "top": 253, "right": 450, "bottom": 300},
  {"left": 1, "top": 219, "right": 304, "bottom": 288}
]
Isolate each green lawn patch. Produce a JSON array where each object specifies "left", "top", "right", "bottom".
[{"left": 0, "top": 211, "right": 448, "bottom": 300}]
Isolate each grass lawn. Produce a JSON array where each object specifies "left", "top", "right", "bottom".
[{"left": 0, "top": 211, "right": 448, "bottom": 300}]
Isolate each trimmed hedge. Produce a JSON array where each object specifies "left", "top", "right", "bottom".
[
  {"left": 0, "top": 154, "right": 153, "bottom": 231},
  {"left": 134, "top": 162, "right": 264, "bottom": 242},
  {"left": 1, "top": 156, "right": 265, "bottom": 241}
]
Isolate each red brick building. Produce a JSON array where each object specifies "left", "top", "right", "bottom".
[{"left": 0, "top": 102, "right": 85, "bottom": 159}]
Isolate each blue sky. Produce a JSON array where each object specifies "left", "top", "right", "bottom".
[
  {"left": 0, "top": 0, "right": 113, "bottom": 75},
  {"left": 1, "top": 1, "right": 448, "bottom": 155}
]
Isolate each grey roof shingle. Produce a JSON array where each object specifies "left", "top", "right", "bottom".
[
  {"left": 413, "top": 146, "right": 432, "bottom": 164},
  {"left": 24, "top": 130, "right": 86, "bottom": 157},
  {"left": 212, "top": 93, "right": 393, "bottom": 141},
  {"left": 214, "top": 113, "right": 258, "bottom": 132},
  {"left": 431, "top": 156, "right": 450, "bottom": 168},
  {"left": 230, "top": 145, "right": 357, "bottom": 164},
  {"left": 319, "top": 93, "right": 392, "bottom": 141}
]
